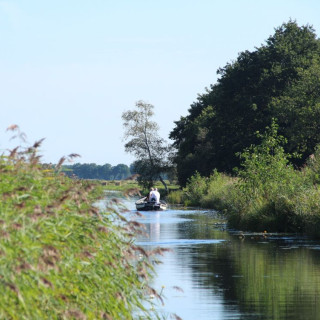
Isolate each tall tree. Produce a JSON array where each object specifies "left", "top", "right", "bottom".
[
  {"left": 122, "top": 100, "right": 172, "bottom": 191},
  {"left": 170, "top": 20, "right": 320, "bottom": 185}
]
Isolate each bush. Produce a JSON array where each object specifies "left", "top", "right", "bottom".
[
  {"left": 183, "top": 172, "right": 207, "bottom": 206},
  {"left": 167, "top": 170, "right": 235, "bottom": 209},
  {"left": 166, "top": 189, "right": 185, "bottom": 204},
  {"left": 200, "top": 170, "right": 236, "bottom": 211}
]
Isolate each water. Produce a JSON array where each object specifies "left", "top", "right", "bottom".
[{"left": 110, "top": 195, "right": 320, "bottom": 320}]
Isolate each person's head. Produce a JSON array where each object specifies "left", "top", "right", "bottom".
[
  {"left": 150, "top": 188, "right": 154, "bottom": 191},
  {"left": 155, "top": 188, "right": 158, "bottom": 191}
]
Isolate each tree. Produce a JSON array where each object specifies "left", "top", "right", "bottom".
[
  {"left": 122, "top": 100, "right": 172, "bottom": 191},
  {"left": 170, "top": 20, "right": 320, "bottom": 185},
  {"left": 112, "top": 164, "right": 131, "bottom": 180}
]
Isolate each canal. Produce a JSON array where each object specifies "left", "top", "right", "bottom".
[{"left": 120, "top": 196, "right": 320, "bottom": 319}]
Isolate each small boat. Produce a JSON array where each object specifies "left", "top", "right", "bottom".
[{"left": 135, "top": 197, "right": 167, "bottom": 211}]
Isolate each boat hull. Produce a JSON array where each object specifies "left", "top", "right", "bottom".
[{"left": 135, "top": 198, "right": 167, "bottom": 211}]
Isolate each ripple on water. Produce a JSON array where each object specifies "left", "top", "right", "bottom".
[{"left": 136, "top": 238, "right": 225, "bottom": 246}]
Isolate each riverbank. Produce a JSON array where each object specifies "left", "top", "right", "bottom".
[
  {"left": 0, "top": 145, "right": 162, "bottom": 319},
  {"left": 167, "top": 133, "right": 320, "bottom": 239},
  {"left": 102, "top": 180, "right": 179, "bottom": 197},
  {"left": 167, "top": 168, "right": 320, "bottom": 238}
]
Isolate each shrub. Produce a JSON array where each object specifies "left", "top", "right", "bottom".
[
  {"left": 200, "top": 170, "right": 236, "bottom": 210},
  {"left": 166, "top": 189, "right": 185, "bottom": 204},
  {"left": 183, "top": 172, "right": 208, "bottom": 206}
]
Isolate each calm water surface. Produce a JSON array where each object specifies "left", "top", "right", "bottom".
[{"left": 120, "top": 196, "right": 320, "bottom": 320}]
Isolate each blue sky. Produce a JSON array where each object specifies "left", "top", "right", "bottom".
[{"left": 1, "top": 0, "right": 320, "bottom": 165}]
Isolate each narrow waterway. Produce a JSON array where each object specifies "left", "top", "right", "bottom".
[{"left": 120, "top": 195, "right": 320, "bottom": 320}]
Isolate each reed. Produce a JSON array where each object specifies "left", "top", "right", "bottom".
[{"left": 0, "top": 126, "right": 164, "bottom": 319}]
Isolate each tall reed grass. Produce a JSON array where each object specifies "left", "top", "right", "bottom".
[{"left": 0, "top": 126, "right": 165, "bottom": 319}]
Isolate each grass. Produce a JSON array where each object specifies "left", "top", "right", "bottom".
[
  {"left": 102, "top": 180, "right": 179, "bottom": 199},
  {"left": 0, "top": 133, "right": 166, "bottom": 319}
]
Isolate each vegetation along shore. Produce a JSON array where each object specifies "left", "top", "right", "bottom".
[
  {"left": 122, "top": 21, "right": 320, "bottom": 238},
  {"left": 167, "top": 122, "right": 320, "bottom": 238},
  {"left": 0, "top": 132, "right": 166, "bottom": 319}
]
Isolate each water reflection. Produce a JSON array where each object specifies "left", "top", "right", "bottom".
[
  {"left": 150, "top": 212, "right": 161, "bottom": 242},
  {"left": 133, "top": 206, "right": 320, "bottom": 320}
]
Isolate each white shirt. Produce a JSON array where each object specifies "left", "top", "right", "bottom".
[
  {"left": 150, "top": 190, "right": 160, "bottom": 203},
  {"left": 154, "top": 190, "right": 160, "bottom": 202}
]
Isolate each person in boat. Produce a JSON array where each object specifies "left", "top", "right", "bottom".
[
  {"left": 149, "top": 188, "right": 160, "bottom": 203},
  {"left": 147, "top": 188, "right": 155, "bottom": 201},
  {"left": 154, "top": 188, "right": 160, "bottom": 203}
]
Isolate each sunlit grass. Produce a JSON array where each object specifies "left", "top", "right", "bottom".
[{"left": 102, "top": 180, "right": 179, "bottom": 199}]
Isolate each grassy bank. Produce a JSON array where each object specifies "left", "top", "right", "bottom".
[
  {"left": 0, "top": 145, "right": 164, "bottom": 319},
  {"left": 102, "top": 180, "right": 179, "bottom": 198},
  {"left": 167, "top": 124, "right": 320, "bottom": 238}
]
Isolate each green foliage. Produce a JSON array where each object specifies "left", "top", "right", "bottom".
[
  {"left": 227, "top": 121, "right": 305, "bottom": 231},
  {"left": 0, "top": 141, "right": 163, "bottom": 318},
  {"left": 63, "top": 163, "right": 131, "bottom": 180},
  {"left": 170, "top": 20, "right": 320, "bottom": 185},
  {"left": 131, "top": 159, "right": 158, "bottom": 190},
  {"left": 200, "top": 170, "right": 236, "bottom": 211},
  {"left": 167, "top": 170, "right": 235, "bottom": 210},
  {"left": 184, "top": 172, "right": 208, "bottom": 206},
  {"left": 208, "top": 121, "right": 320, "bottom": 234},
  {"left": 236, "top": 120, "right": 295, "bottom": 199},
  {"left": 166, "top": 189, "right": 185, "bottom": 205},
  {"left": 171, "top": 122, "right": 320, "bottom": 237},
  {"left": 303, "top": 145, "right": 320, "bottom": 185}
]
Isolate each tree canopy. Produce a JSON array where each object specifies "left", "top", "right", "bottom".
[
  {"left": 122, "top": 100, "right": 173, "bottom": 190},
  {"left": 170, "top": 20, "right": 320, "bottom": 185}
]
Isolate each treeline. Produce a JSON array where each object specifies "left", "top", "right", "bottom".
[
  {"left": 63, "top": 163, "right": 133, "bottom": 180},
  {"left": 170, "top": 20, "right": 320, "bottom": 185}
]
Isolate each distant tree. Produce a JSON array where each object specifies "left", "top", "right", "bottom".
[
  {"left": 101, "top": 163, "right": 112, "bottom": 179},
  {"left": 63, "top": 163, "right": 131, "bottom": 180},
  {"left": 112, "top": 164, "right": 131, "bottom": 180},
  {"left": 122, "top": 100, "right": 173, "bottom": 191},
  {"left": 129, "top": 163, "right": 137, "bottom": 174},
  {"left": 170, "top": 20, "right": 320, "bottom": 185}
]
